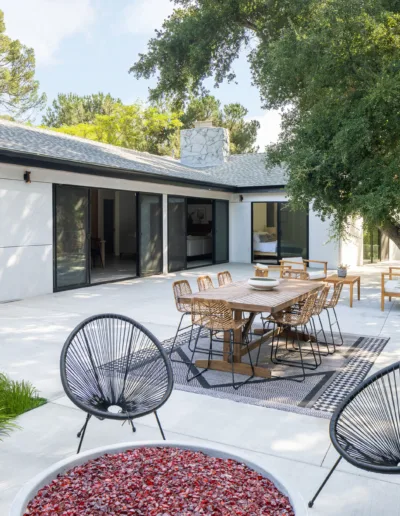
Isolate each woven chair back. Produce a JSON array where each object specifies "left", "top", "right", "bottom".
[
  {"left": 173, "top": 280, "right": 192, "bottom": 313},
  {"left": 312, "top": 285, "right": 331, "bottom": 316},
  {"left": 331, "top": 361, "right": 400, "bottom": 473},
  {"left": 325, "top": 281, "right": 344, "bottom": 308},
  {"left": 60, "top": 314, "right": 173, "bottom": 421},
  {"left": 191, "top": 298, "right": 236, "bottom": 331},
  {"left": 275, "top": 290, "right": 318, "bottom": 326},
  {"left": 197, "top": 275, "right": 215, "bottom": 291},
  {"left": 282, "top": 269, "right": 310, "bottom": 280},
  {"left": 254, "top": 267, "right": 269, "bottom": 278},
  {"left": 217, "top": 271, "right": 232, "bottom": 287}
]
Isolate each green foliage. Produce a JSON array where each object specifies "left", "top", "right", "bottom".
[
  {"left": 48, "top": 103, "right": 183, "bottom": 156},
  {"left": 0, "top": 409, "right": 17, "bottom": 440},
  {"left": 0, "top": 373, "right": 45, "bottom": 417},
  {"left": 0, "top": 10, "right": 46, "bottom": 118},
  {"left": 42, "top": 92, "right": 122, "bottom": 127},
  {"left": 131, "top": 0, "right": 400, "bottom": 240},
  {"left": 0, "top": 373, "right": 45, "bottom": 440},
  {"left": 180, "top": 95, "right": 259, "bottom": 153}
]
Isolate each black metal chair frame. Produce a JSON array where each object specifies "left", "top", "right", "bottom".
[
  {"left": 324, "top": 305, "right": 344, "bottom": 349},
  {"left": 309, "top": 360, "right": 400, "bottom": 508},
  {"left": 187, "top": 323, "right": 255, "bottom": 390},
  {"left": 60, "top": 314, "right": 174, "bottom": 454},
  {"left": 268, "top": 321, "right": 321, "bottom": 382}
]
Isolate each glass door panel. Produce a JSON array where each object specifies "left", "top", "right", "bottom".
[
  {"left": 138, "top": 193, "right": 163, "bottom": 276},
  {"left": 168, "top": 196, "right": 187, "bottom": 272},
  {"left": 213, "top": 200, "right": 229, "bottom": 264},
  {"left": 252, "top": 202, "right": 279, "bottom": 263},
  {"left": 54, "top": 185, "right": 89, "bottom": 290},
  {"left": 278, "top": 203, "right": 308, "bottom": 260},
  {"left": 363, "top": 226, "right": 381, "bottom": 263}
]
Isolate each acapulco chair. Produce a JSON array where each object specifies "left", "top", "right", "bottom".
[
  {"left": 60, "top": 314, "right": 174, "bottom": 454},
  {"left": 309, "top": 360, "right": 400, "bottom": 508}
]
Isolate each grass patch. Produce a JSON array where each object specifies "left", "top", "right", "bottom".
[{"left": 0, "top": 373, "right": 46, "bottom": 440}]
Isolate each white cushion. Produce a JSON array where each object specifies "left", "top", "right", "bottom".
[
  {"left": 284, "top": 256, "right": 304, "bottom": 269},
  {"left": 255, "top": 263, "right": 269, "bottom": 270},
  {"left": 308, "top": 270, "right": 327, "bottom": 280},
  {"left": 385, "top": 280, "right": 400, "bottom": 294},
  {"left": 253, "top": 233, "right": 261, "bottom": 244}
]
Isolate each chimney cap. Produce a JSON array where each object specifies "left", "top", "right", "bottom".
[{"left": 194, "top": 120, "right": 213, "bottom": 129}]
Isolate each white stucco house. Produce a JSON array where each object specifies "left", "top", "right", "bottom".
[{"left": 0, "top": 118, "right": 381, "bottom": 303}]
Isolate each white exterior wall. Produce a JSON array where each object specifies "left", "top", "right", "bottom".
[
  {"left": 0, "top": 163, "right": 231, "bottom": 302},
  {"left": 229, "top": 192, "right": 340, "bottom": 268},
  {"left": 0, "top": 177, "right": 53, "bottom": 301},
  {"left": 340, "top": 218, "right": 364, "bottom": 267}
]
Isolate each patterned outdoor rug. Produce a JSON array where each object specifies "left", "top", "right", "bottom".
[{"left": 163, "top": 328, "right": 389, "bottom": 419}]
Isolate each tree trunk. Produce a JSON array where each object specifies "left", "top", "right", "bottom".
[{"left": 379, "top": 220, "right": 400, "bottom": 251}]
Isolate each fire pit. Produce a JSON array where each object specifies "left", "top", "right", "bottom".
[{"left": 12, "top": 441, "right": 305, "bottom": 515}]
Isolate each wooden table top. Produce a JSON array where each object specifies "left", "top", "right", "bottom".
[
  {"left": 179, "top": 279, "right": 323, "bottom": 314},
  {"left": 325, "top": 274, "right": 360, "bottom": 284}
]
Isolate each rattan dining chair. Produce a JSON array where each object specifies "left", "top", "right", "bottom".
[
  {"left": 309, "top": 285, "right": 333, "bottom": 355},
  {"left": 262, "top": 291, "right": 320, "bottom": 381},
  {"left": 187, "top": 298, "right": 254, "bottom": 389},
  {"left": 309, "top": 361, "right": 400, "bottom": 508},
  {"left": 282, "top": 269, "right": 310, "bottom": 280},
  {"left": 324, "top": 281, "right": 344, "bottom": 349},
  {"left": 217, "top": 271, "right": 232, "bottom": 287},
  {"left": 60, "top": 314, "right": 174, "bottom": 453},
  {"left": 197, "top": 275, "right": 215, "bottom": 291},
  {"left": 170, "top": 280, "right": 195, "bottom": 364},
  {"left": 254, "top": 265, "right": 269, "bottom": 278}
]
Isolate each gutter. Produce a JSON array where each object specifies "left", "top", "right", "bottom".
[{"left": 0, "top": 148, "right": 286, "bottom": 194}]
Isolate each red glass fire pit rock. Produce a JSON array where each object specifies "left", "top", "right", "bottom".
[{"left": 12, "top": 443, "right": 303, "bottom": 515}]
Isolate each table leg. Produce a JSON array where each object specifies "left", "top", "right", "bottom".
[
  {"left": 350, "top": 283, "right": 353, "bottom": 308},
  {"left": 357, "top": 278, "right": 360, "bottom": 300},
  {"left": 233, "top": 309, "right": 243, "bottom": 363}
]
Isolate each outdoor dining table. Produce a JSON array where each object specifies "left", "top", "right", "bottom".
[{"left": 179, "top": 279, "right": 324, "bottom": 379}]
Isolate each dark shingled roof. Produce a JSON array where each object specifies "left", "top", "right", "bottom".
[{"left": 0, "top": 119, "right": 287, "bottom": 189}]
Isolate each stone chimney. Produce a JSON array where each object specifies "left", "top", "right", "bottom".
[{"left": 180, "top": 121, "right": 230, "bottom": 168}]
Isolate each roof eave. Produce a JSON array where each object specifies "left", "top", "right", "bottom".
[
  {"left": 0, "top": 148, "right": 287, "bottom": 193},
  {"left": 0, "top": 148, "right": 239, "bottom": 193}
]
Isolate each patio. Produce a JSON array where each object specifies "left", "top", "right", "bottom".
[{"left": 1, "top": 261, "right": 400, "bottom": 515}]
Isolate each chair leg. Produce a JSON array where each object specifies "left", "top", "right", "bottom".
[
  {"left": 187, "top": 326, "right": 207, "bottom": 382},
  {"left": 77, "top": 414, "right": 91, "bottom": 454},
  {"left": 170, "top": 313, "right": 193, "bottom": 365},
  {"left": 325, "top": 308, "right": 337, "bottom": 353},
  {"left": 308, "top": 456, "right": 342, "bottom": 508},
  {"left": 154, "top": 410, "right": 166, "bottom": 440},
  {"left": 130, "top": 420, "right": 136, "bottom": 433},
  {"left": 332, "top": 307, "right": 344, "bottom": 346}
]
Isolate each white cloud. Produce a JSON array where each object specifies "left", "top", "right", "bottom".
[
  {"left": 248, "top": 110, "right": 282, "bottom": 152},
  {"left": 122, "top": 0, "right": 174, "bottom": 35},
  {"left": 1, "top": 0, "right": 95, "bottom": 66}
]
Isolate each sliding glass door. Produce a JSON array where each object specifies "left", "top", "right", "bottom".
[
  {"left": 278, "top": 204, "right": 308, "bottom": 259},
  {"left": 252, "top": 201, "right": 308, "bottom": 263},
  {"left": 213, "top": 200, "right": 229, "bottom": 264},
  {"left": 54, "top": 185, "right": 90, "bottom": 290},
  {"left": 168, "top": 196, "right": 187, "bottom": 272},
  {"left": 138, "top": 193, "right": 163, "bottom": 276}
]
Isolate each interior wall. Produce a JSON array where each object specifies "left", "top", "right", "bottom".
[
  {"left": 119, "top": 191, "right": 136, "bottom": 255},
  {"left": 253, "top": 203, "right": 267, "bottom": 232}
]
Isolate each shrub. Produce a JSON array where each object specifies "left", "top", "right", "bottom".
[{"left": 0, "top": 373, "right": 46, "bottom": 440}]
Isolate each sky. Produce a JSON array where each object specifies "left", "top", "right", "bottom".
[{"left": 1, "top": 0, "right": 282, "bottom": 151}]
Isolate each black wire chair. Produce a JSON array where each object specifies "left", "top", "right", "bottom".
[
  {"left": 309, "top": 360, "right": 400, "bottom": 508},
  {"left": 60, "top": 314, "right": 174, "bottom": 454}
]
